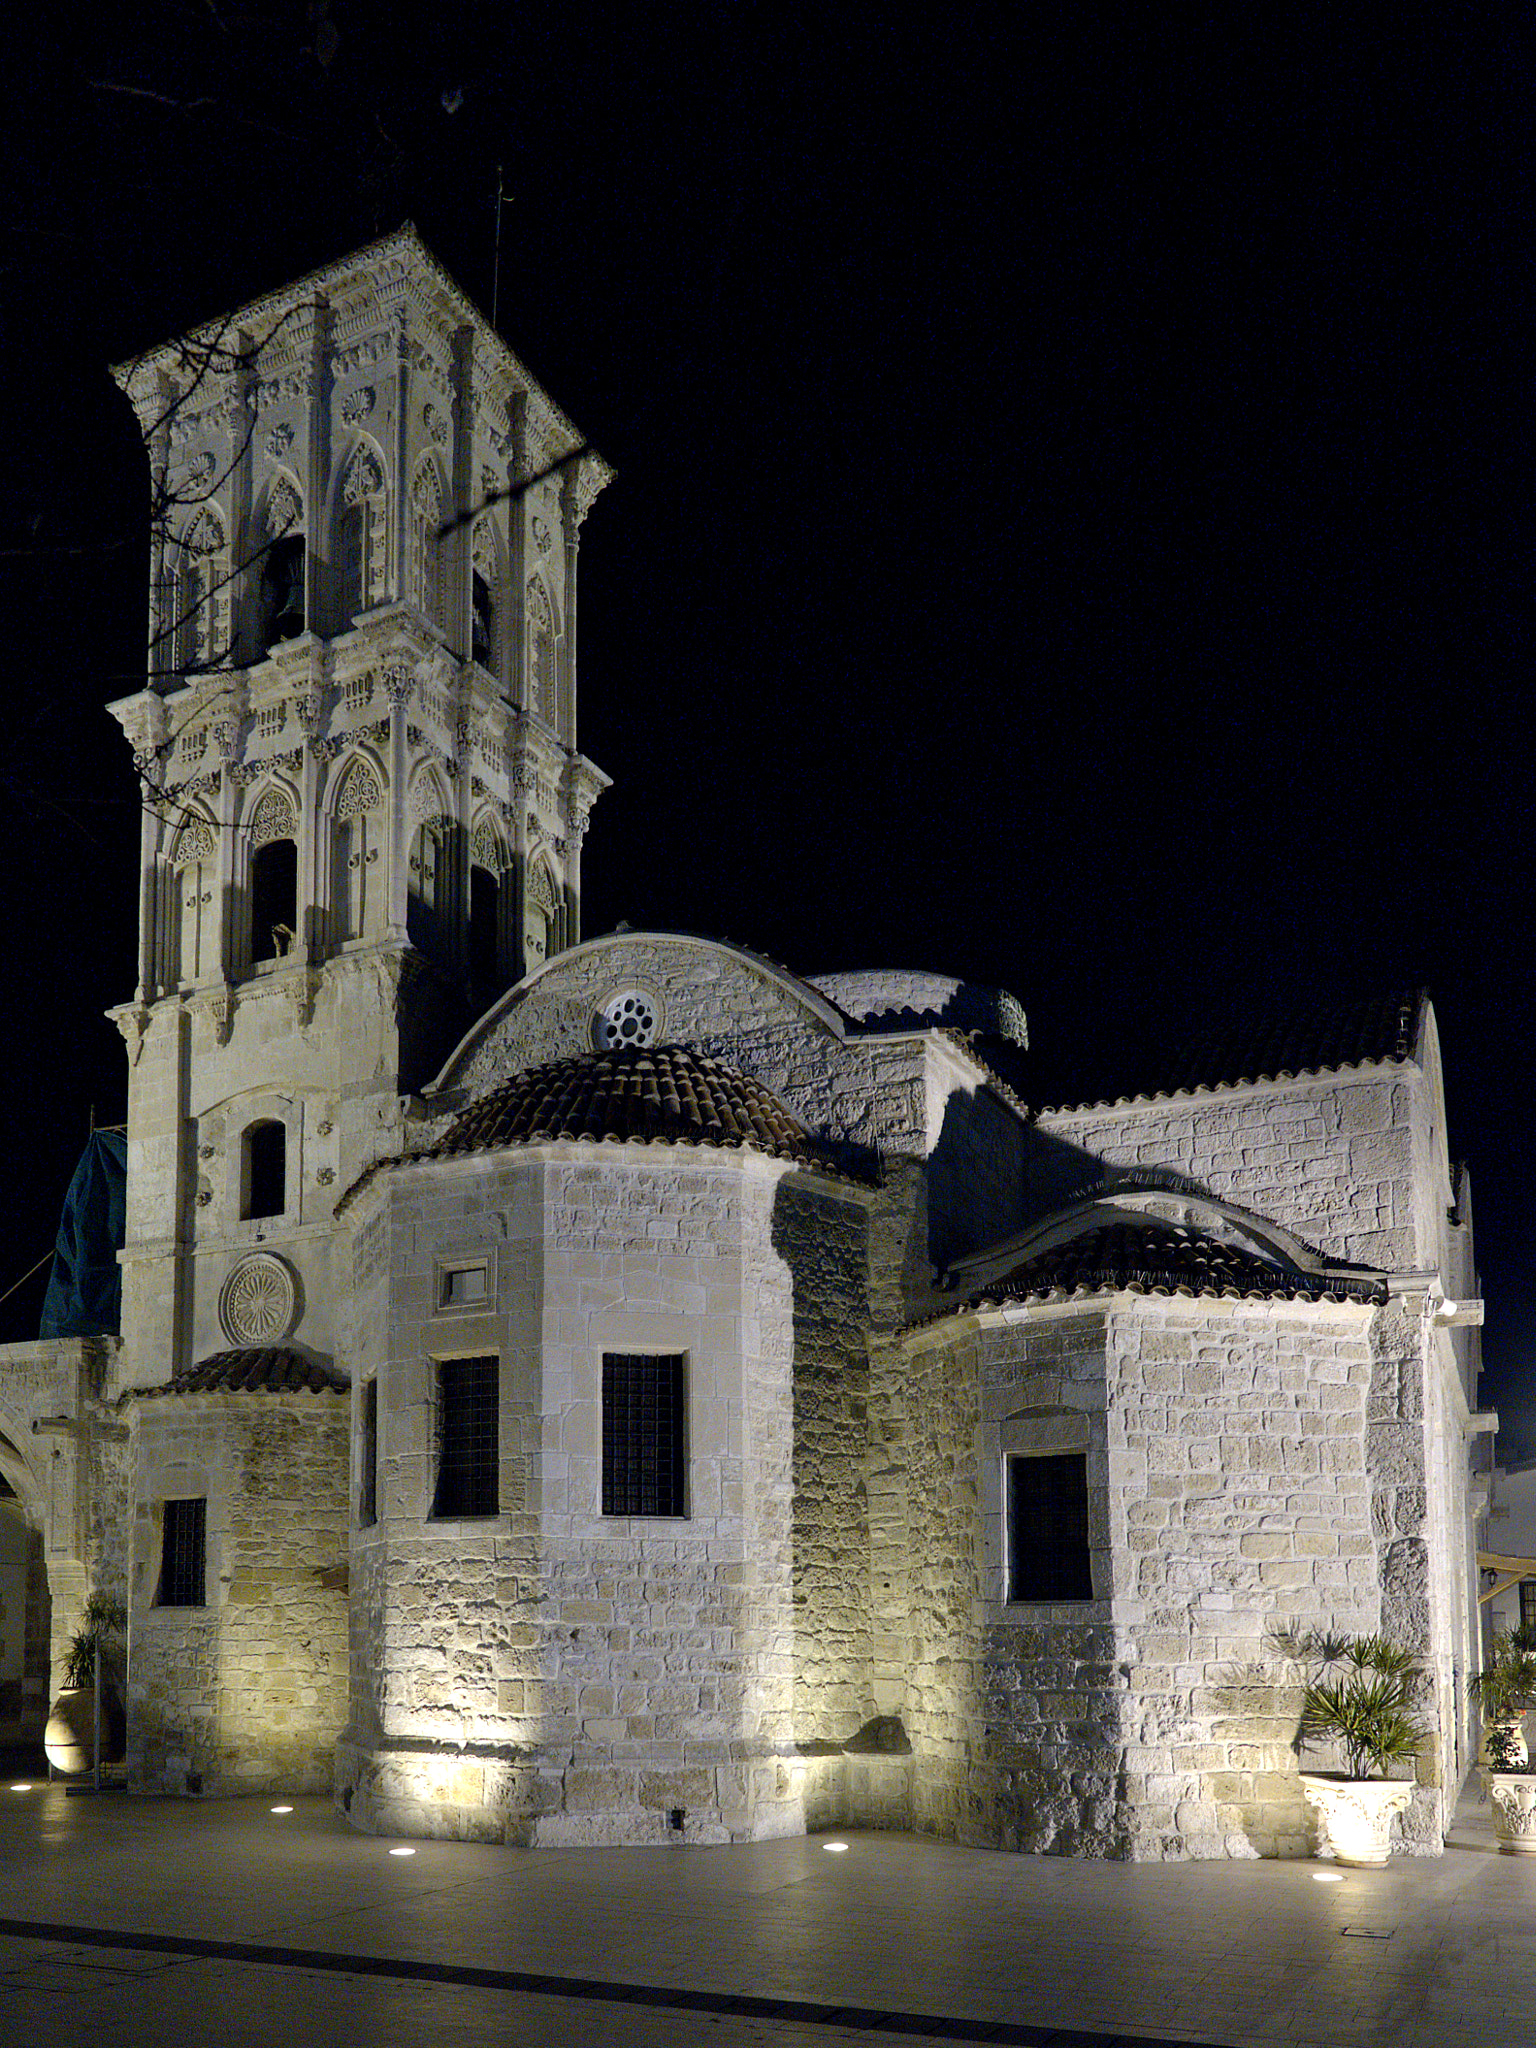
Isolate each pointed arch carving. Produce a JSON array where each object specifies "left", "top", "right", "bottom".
[
  {"left": 172, "top": 812, "right": 217, "bottom": 866},
  {"left": 410, "top": 458, "right": 445, "bottom": 630},
  {"left": 167, "top": 806, "right": 219, "bottom": 987},
  {"left": 522, "top": 856, "right": 563, "bottom": 972},
  {"left": 176, "top": 507, "right": 230, "bottom": 671},
  {"left": 247, "top": 785, "right": 298, "bottom": 849},
  {"left": 329, "top": 752, "right": 383, "bottom": 948},
  {"left": 526, "top": 574, "right": 557, "bottom": 725},
  {"left": 333, "top": 754, "right": 383, "bottom": 821},
  {"left": 337, "top": 438, "right": 388, "bottom": 623},
  {"left": 471, "top": 812, "right": 506, "bottom": 873},
  {"left": 264, "top": 471, "right": 304, "bottom": 536},
  {"left": 470, "top": 515, "right": 503, "bottom": 673}
]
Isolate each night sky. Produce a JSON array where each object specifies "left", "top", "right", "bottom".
[{"left": 1, "top": 13, "right": 1530, "bottom": 1428}]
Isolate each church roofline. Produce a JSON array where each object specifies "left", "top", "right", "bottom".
[
  {"left": 110, "top": 221, "right": 611, "bottom": 491},
  {"left": 426, "top": 929, "right": 854, "bottom": 1099}
]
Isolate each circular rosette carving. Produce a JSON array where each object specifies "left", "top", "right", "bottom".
[{"left": 219, "top": 1252, "right": 299, "bottom": 1346}]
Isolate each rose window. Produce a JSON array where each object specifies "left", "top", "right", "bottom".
[
  {"left": 593, "top": 989, "right": 660, "bottom": 1049},
  {"left": 218, "top": 1252, "right": 298, "bottom": 1346}
]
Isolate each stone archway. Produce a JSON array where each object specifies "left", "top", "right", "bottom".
[{"left": 0, "top": 1491, "right": 50, "bottom": 1741}]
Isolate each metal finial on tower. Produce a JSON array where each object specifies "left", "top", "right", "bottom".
[{"left": 491, "top": 166, "right": 513, "bottom": 330}]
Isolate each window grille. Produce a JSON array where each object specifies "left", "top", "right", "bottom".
[
  {"left": 432, "top": 1357, "right": 499, "bottom": 1518},
  {"left": 603, "top": 1354, "right": 686, "bottom": 1517},
  {"left": 159, "top": 1497, "right": 206, "bottom": 1607},
  {"left": 359, "top": 1379, "right": 378, "bottom": 1528},
  {"left": 1522, "top": 1580, "right": 1536, "bottom": 1636},
  {"left": 1006, "top": 1453, "right": 1092, "bottom": 1602}
]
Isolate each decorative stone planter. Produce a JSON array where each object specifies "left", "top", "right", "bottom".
[
  {"left": 1479, "top": 1718, "right": 1529, "bottom": 1768},
  {"left": 1482, "top": 1772, "right": 1536, "bottom": 1854},
  {"left": 43, "top": 1687, "right": 125, "bottom": 1777},
  {"left": 1299, "top": 1773, "right": 1415, "bottom": 1866}
]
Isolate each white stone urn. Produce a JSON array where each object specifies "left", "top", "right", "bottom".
[
  {"left": 1483, "top": 1772, "right": 1536, "bottom": 1853},
  {"left": 1299, "top": 1773, "right": 1415, "bottom": 1866}
]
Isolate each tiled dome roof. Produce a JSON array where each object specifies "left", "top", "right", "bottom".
[
  {"left": 431, "top": 1045, "right": 829, "bottom": 1169},
  {"left": 146, "top": 1348, "right": 348, "bottom": 1397}
]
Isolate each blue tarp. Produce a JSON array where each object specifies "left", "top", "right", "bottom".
[{"left": 39, "top": 1130, "right": 126, "bottom": 1339}]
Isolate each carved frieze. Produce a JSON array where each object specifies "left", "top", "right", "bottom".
[{"left": 219, "top": 1253, "right": 298, "bottom": 1346}]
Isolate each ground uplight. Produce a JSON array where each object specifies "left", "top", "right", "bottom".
[
  {"left": 9, "top": 1783, "right": 31, "bottom": 1793},
  {"left": 823, "top": 1841, "right": 849, "bottom": 1853},
  {"left": 1313, "top": 1870, "right": 1345, "bottom": 1883},
  {"left": 270, "top": 1805, "right": 292, "bottom": 1814},
  {"left": 389, "top": 1846, "right": 415, "bottom": 1856}
]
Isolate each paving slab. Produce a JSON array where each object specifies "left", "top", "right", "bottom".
[{"left": 0, "top": 1774, "right": 1527, "bottom": 2046}]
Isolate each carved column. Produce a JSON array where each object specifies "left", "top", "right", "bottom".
[{"left": 384, "top": 662, "right": 411, "bottom": 939}]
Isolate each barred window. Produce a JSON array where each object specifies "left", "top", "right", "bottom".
[
  {"left": 359, "top": 1378, "right": 378, "bottom": 1528},
  {"left": 602, "top": 1354, "right": 686, "bottom": 1518},
  {"left": 1006, "top": 1453, "right": 1092, "bottom": 1602},
  {"left": 1521, "top": 1580, "right": 1536, "bottom": 1636},
  {"left": 158, "top": 1497, "right": 206, "bottom": 1608},
  {"left": 432, "top": 1357, "right": 499, "bottom": 1519}
]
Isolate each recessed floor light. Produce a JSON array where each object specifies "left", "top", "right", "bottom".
[
  {"left": 270, "top": 1805, "right": 292, "bottom": 1814},
  {"left": 823, "top": 1840, "right": 849, "bottom": 1853},
  {"left": 9, "top": 1783, "right": 31, "bottom": 1793},
  {"left": 1313, "top": 1870, "right": 1345, "bottom": 1882},
  {"left": 388, "top": 1846, "right": 415, "bottom": 1856}
]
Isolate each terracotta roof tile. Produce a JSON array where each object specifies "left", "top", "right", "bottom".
[
  {"left": 952, "top": 1221, "right": 1387, "bottom": 1313},
  {"left": 429, "top": 1045, "right": 843, "bottom": 1173},
  {"left": 146, "top": 1348, "right": 349, "bottom": 1397}
]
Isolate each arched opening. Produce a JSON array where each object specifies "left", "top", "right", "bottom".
[
  {"left": 469, "top": 864, "right": 501, "bottom": 1012},
  {"left": 411, "top": 462, "right": 444, "bottom": 631},
  {"left": 408, "top": 816, "right": 449, "bottom": 960},
  {"left": 523, "top": 860, "right": 561, "bottom": 972},
  {"left": 337, "top": 444, "right": 387, "bottom": 627},
  {"left": 242, "top": 1120, "right": 287, "bottom": 1221},
  {"left": 260, "top": 535, "right": 305, "bottom": 650},
  {"left": 250, "top": 838, "right": 297, "bottom": 963},
  {"left": 330, "top": 758, "right": 382, "bottom": 947},
  {"left": 471, "top": 570, "right": 494, "bottom": 668}
]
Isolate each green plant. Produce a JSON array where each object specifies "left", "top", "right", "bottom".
[
  {"left": 1485, "top": 1723, "right": 1525, "bottom": 1772},
  {"left": 1469, "top": 1632, "right": 1536, "bottom": 1724},
  {"left": 61, "top": 1594, "right": 126, "bottom": 1692},
  {"left": 1272, "top": 1629, "right": 1427, "bottom": 1780}
]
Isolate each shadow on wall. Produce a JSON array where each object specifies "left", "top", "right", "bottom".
[{"left": 1021, "top": 1124, "right": 1217, "bottom": 1234}]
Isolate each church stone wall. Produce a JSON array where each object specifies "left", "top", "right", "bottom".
[
  {"left": 128, "top": 1393, "right": 349, "bottom": 1795},
  {"left": 339, "top": 1144, "right": 838, "bottom": 1845},
  {"left": 1036, "top": 1067, "right": 1430, "bottom": 1272},
  {"left": 901, "top": 1294, "right": 1425, "bottom": 1860}
]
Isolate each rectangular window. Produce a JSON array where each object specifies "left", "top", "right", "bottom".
[
  {"left": 437, "top": 1258, "right": 490, "bottom": 1311},
  {"left": 359, "top": 1379, "right": 378, "bottom": 1528},
  {"left": 1006, "top": 1453, "right": 1092, "bottom": 1603},
  {"left": 602, "top": 1354, "right": 686, "bottom": 1518},
  {"left": 158, "top": 1497, "right": 206, "bottom": 1608},
  {"left": 432, "top": 1357, "right": 499, "bottom": 1519},
  {"left": 1522, "top": 1580, "right": 1536, "bottom": 1635}
]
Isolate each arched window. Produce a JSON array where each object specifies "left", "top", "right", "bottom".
[
  {"left": 470, "top": 517, "right": 499, "bottom": 672},
  {"left": 247, "top": 788, "right": 298, "bottom": 964},
  {"left": 524, "top": 859, "right": 561, "bottom": 970},
  {"left": 410, "top": 461, "right": 444, "bottom": 631},
  {"left": 179, "top": 509, "right": 229, "bottom": 671},
  {"left": 469, "top": 817, "right": 506, "bottom": 1011},
  {"left": 338, "top": 445, "right": 387, "bottom": 625},
  {"left": 242, "top": 1120, "right": 286, "bottom": 1221},
  {"left": 172, "top": 814, "right": 218, "bottom": 985},
  {"left": 527, "top": 576, "right": 556, "bottom": 725},
  {"left": 407, "top": 814, "right": 450, "bottom": 957},
  {"left": 331, "top": 757, "right": 382, "bottom": 945}
]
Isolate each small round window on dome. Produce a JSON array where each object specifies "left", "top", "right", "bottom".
[{"left": 594, "top": 990, "right": 659, "bottom": 1049}]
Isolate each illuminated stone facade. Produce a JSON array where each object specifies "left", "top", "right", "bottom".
[{"left": 0, "top": 234, "right": 1489, "bottom": 1859}]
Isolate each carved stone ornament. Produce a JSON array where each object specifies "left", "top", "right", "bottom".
[
  {"left": 1485, "top": 1772, "right": 1536, "bottom": 1853},
  {"left": 185, "top": 508, "right": 224, "bottom": 557},
  {"left": 173, "top": 818, "right": 216, "bottom": 866},
  {"left": 267, "top": 478, "right": 303, "bottom": 534},
  {"left": 341, "top": 386, "right": 376, "bottom": 425},
  {"left": 187, "top": 452, "right": 216, "bottom": 489},
  {"left": 423, "top": 401, "right": 449, "bottom": 446},
  {"left": 195, "top": 987, "right": 237, "bottom": 1047},
  {"left": 218, "top": 1252, "right": 298, "bottom": 1346},
  {"left": 342, "top": 445, "right": 384, "bottom": 504},
  {"left": 1297, "top": 1775, "right": 1414, "bottom": 1867},
  {"left": 471, "top": 817, "right": 502, "bottom": 870},
  {"left": 482, "top": 465, "right": 501, "bottom": 501},
  {"left": 526, "top": 576, "right": 553, "bottom": 633},
  {"left": 334, "top": 757, "right": 382, "bottom": 819},
  {"left": 248, "top": 788, "right": 297, "bottom": 847},
  {"left": 293, "top": 687, "right": 323, "bottom": 735},
  {"left": 531, "top": 514, "right": 553, "bottom": 556},
  {"left": 526, "top": 860, "right": 559, "bottom": 914},
  {"left": 265, "top": 423, "right": 295, "bottom": 458},
  {"left": 382, "top": 662, "right": 413, "bottom": 707}
]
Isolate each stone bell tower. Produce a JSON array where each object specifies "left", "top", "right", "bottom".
[{"left": 106, "top": 226, "right": 611, "bottom": 1391}]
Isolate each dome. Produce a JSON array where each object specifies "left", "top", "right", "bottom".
[{"left": 432, "top": 1045, "right": 832, "bottom": 1169}]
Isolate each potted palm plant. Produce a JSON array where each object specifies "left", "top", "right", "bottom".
[
  {"left": 1470, "top": 1632, "right": 1536, "bottom": 1854},
  {"left": 1275, "top": 1630, "right": 1425, "bottom": 1865},
  {"left": 1469, "top": 1628, "right": 1536, "bottom": 1767},
  {"left": 43, "top": 1594, "right": 126, "bottom": 1778}
]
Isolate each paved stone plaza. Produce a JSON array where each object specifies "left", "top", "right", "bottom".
[{"left": 0, "top": 1777, "right": 1530, "bottom": 2047}]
